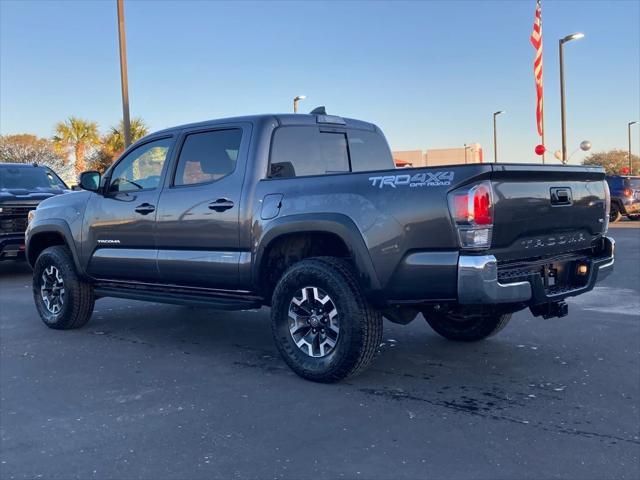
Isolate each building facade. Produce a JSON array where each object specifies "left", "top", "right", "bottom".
[{"left": 393, "top": 144, "right": 483, "bottom": 168}]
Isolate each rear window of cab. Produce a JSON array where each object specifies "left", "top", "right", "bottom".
[
  {"left": 269, "top": 126, "right": 394, "bottom": 178},
  {"left": 624, "top": 178, "right": 640, "bottom": 189}
]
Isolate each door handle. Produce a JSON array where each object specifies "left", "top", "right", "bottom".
[
  {"left": 208, "top": 198, "right": 234, "bottom": 212},
  {"left": 134, "top": 203, "right": 156, "bottom": 215}
]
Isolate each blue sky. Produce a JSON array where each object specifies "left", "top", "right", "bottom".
[{"left": 1, "top": 0, "right": 639, "bottom": 164}]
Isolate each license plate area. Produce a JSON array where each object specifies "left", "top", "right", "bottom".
[
  {"left": 498, "top": 253, "right": 592, "bottom": 295},
  {"left": 541, "top": 259, "right": 589, "bottom": 295}
]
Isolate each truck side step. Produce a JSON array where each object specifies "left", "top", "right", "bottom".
[{"left": 94, "top": 282, "right": 263, "bottom": 311}]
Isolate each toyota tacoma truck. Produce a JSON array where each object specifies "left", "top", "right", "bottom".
[
  {"left": 25, "top": 111, "right": 614, "bottom": 382},
  {"left": 1, "top": 163, "right": 70, "bottom": 260}
]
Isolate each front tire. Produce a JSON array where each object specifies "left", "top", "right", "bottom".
[
  {"left": 271, "top": 257, "right": 383, "bottom": 383},
  {"left": 424, "top": 310, "right": 511, "bottom": 342},
  {"left": 33, "top": 246, "right": 94, "bottom": 330}
]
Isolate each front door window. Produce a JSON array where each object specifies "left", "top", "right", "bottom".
[{"left": 109, "top": 138, "right": 172, "bottom": 192}]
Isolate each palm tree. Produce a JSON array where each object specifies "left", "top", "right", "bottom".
[
  {"left": 104, "top": 118, "right": 149, "bottom": 157},
  {"left": 53, "top": 117, "right": 100, "bottom": 175},
  {"left": 86, "top": 119, "right": 149, "bottom": 174}
]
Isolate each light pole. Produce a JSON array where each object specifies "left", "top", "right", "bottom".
[
  {"left": 629, "top": 121, "right": 638, "bottom": 175},
  {"left": 559, "top": 32, "right": 584, "bottom": 163},
  {"left": 493, "top": 110, "right": 505, "bottom": 163},
  {"left": 293, "top": 95, "right": 306, "bottom": 113},
  {"left": 116, "top": 0, "right": 131, "bottom": 148}
]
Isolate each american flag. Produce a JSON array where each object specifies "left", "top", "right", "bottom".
[{"left": 530, "top": 0, "right": 544, "bottom": 137}]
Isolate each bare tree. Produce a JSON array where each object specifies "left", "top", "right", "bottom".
[{"left": 0, "top": 134, "right": 74, "bottom": 182}]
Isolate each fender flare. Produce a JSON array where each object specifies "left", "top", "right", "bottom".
[
  {"left": 253, "top": 213, "right": 381, "bottom": 293},
  {"left": 26, "top": 219, "right": 82, "bottom": 272}
]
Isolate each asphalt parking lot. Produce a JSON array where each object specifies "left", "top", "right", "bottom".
[{"left": 1, "top": 225, "right": 638, "bottom": 480}]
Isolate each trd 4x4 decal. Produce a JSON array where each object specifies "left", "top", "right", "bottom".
[{"left": 369, "top": 171, "right": 454, "bottom": 188}]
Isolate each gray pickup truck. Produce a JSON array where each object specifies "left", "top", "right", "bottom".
[{"left": 26, "top": 111, "right": 614, "bottom": 382}]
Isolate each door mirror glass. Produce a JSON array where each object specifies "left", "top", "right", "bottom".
[{"left": 79, "top": 171, "right": 101, "bottom": 192}]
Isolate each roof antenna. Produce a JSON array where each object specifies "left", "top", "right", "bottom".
[{"left": 310, "top": 106, "right": 326, "bottom": 115}]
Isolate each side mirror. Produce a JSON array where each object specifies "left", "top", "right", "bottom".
[{"left": 79, "top": 171, "right": 101, "bottom": 192}]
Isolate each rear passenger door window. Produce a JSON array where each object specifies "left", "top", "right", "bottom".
[
  {"left": 269, "top": 127, "right": 349, "bottom": 178},
  {"left": 174, "top": 129, "right": 242, "bottom": 186}
]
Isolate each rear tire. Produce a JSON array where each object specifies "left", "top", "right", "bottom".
[
  {"left": 628, "top": 215, "right": 640, "bottom": 221},
  {"left": 609, "top": 205, "right": 622, "bottom": 223},
  {"left": 33, "top": 246, "right": 94, "bottom": 330},
  {"left": 271, "top": 257, "right": 383, "bottom": 383},
  {"left": 424, "top": 310, "right": 511, "bottom": 342}
]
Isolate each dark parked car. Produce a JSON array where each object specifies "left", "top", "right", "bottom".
[
  {"left": 605, "top": 175, "right": 640, "bottom": 222},
  {"left": 26, "top": 112, "right": 614, "bottom": 382},
  {"left": 0, "top": 163, "right": 69, "bottom": 260}
]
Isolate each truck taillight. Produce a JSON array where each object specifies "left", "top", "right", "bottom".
[
  {"left": 448, "top": 181, "right": 493, "bottom": 250},
  {"left": 623, "top": 187, "right": 633, "bottom": 197}
]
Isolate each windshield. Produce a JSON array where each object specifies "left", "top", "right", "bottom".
[
  {"left": 624, "top": 178, "right": 640, "bottom": 189},
  {"left": 0, "top": 166, "right": 68, "bottom": 190}
]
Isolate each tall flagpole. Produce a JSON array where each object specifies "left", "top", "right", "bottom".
[
  {"left": 531, "top": 0, "right": 545, "bottom": 163},
  {"left": 541, "top": 115, "right": 545, "bottom": 164},
  {"left": 540, "top": 0, "right": 545, "bottom": 164},
  {"left": 539, "top": 0, "right": 545, "bottom": 164}
]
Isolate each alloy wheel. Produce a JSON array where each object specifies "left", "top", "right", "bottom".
[
  {"left": 41, "top": 265, "right": 65, "bottom": 314},
  {"left": 288, "top": 286, "right": 340, "bottom": 357}
]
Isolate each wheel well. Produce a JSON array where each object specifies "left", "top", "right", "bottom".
[
  {"left": 28, "top": 232, "right": 67, "bottom": 267},
  {"left": 611, "top": 198, "right": 626, "bottom": 215},
  {"left": 259, "top": 232, "right": 352, "bottom": 302}
]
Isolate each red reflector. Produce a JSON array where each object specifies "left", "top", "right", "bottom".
[
  {"left": 623, "top": 188, "right": 633, "bottom": 197},
  {"left": 473, "top": 185, "right": 492, "bottom": 225}
]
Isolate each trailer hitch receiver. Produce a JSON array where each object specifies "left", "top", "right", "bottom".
[{"left": 530, "top": 301, "right": 568, "bottom": 319}]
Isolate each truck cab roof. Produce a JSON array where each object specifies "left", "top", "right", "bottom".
[
  {"left": 150, "top": 113, "right": 378, "bottom": 138},
  {"left": 0, "top": 162, "right": 46, "bottom": 168}
]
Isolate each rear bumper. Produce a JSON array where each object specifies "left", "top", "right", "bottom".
[
  {"left": 0, "top": 234, "right": 26, "bottom": 260},
  {"left": 458, "top": 236, "right": 614, "bottom": 305}
]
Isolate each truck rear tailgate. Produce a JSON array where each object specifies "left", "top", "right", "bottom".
[{"left": 489, "top": 164, "right": 607, "bottom": 262}]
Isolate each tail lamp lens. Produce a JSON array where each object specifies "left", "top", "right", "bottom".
[
  {"left": 448, "top": 181, "right": 494, "bottom": 250},
  {"left": 623, "top": 188, "right": 633, "bottom": 197},
  {"left": 450, "top": 183, "right": 493, "bottom": 225},
  {"left": 452, "top": 194, "right": 470, "bottom": 222},
  {"left": 473, "top": 184, "right": 492, "bottom": 225}
]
